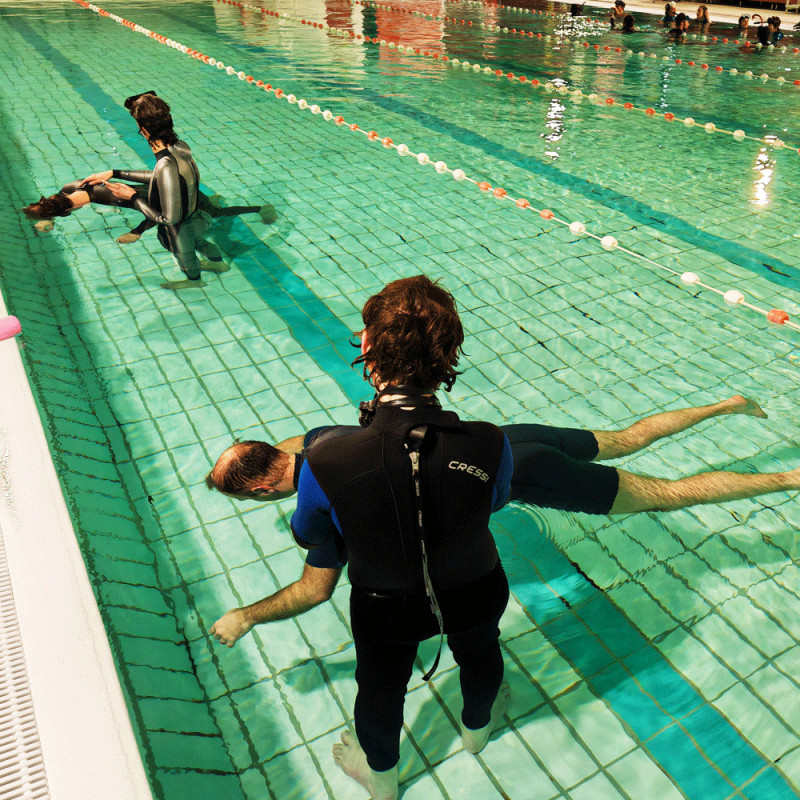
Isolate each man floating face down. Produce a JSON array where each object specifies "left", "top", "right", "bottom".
[{"left": 206, "top": 275, "right": 799, "bottom": 799}]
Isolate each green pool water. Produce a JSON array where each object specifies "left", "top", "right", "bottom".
[{"left": 1, "top": 0, "right": 800, "bottom": 797}]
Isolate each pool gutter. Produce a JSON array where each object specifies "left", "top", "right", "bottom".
[{"left": 0, "top": 294, "right": 152, "bottom": 800}]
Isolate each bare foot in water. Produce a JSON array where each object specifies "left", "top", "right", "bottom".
[
  {"left": 726, "top": 395, "right": 768, "bottom": 419},
  {"left": 332, "top": 730, "right": 398, "bottom": 800},
  {"left": 161, "top": 279, "right": 207, "bottom": 290},
  {"left": 462, "top": 682, "right": 510, "bottom": 754},
  {"left": 116, "top": 232, "right": 141, "bottom": 244}
]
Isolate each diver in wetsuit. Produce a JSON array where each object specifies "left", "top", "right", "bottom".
[
  {"left": 23, "top": 179, "right": 273, "bottom": 242},
  {"left": 82, "top": 92, "right": 224, "bottom": 290},
  {"left": 294, "top": 276, "right": 512, "bottom": 800}
]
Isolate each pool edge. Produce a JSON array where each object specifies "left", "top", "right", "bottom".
[{"left": 0, "top": 292, "right": 152, "bottom": 800}]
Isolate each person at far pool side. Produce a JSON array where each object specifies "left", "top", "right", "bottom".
[
  {"left": 738, "top": 15, "right": 750, "bottom": 35},
  {"left": 695, "top": 5, "right": 710, "bottom": 26},
  {"left": 668, "top": 12, "right": 690, "bottom": 39},
  {"left": 609, "top": 0, "right": 626, "bottom": 28},
  {"left": 663, "top": 2, "right": 676, "bottom": 24}
]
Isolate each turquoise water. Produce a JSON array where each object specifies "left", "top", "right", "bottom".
[{"left": 1, "top": 0, "right": 800, "bottom": 797}]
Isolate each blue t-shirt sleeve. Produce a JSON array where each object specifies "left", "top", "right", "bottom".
[
  {"left": 291, "top": 460, "right": 339, "bottom": 547},
  {"left": 491, "top": 434, "right": 513, "bottom": 512},
  {"left": 305, "top": 535, "right": 348, "bottom": 569}
]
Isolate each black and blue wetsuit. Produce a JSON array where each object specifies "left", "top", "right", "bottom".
[
  {"left": 291, "top": 404, "right": 512, "bottom": 772},
  {"left": 294, "top": 419, "right": 619, "bottom": 573}
]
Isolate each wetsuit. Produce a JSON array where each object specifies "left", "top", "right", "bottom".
[
  {"left": 112, "top": 140, "right": 220, "bottom": 280},
  {"left": 291, "top": 405, "right": 513, "bottom": 772},
  {"left": 57, "top": 181, "right": 262, "bottom": 238}
]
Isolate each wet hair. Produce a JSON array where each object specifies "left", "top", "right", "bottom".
[
  {"left": 770, "top": 15, "right": 781, "bottom": 28},
  {"left": 757, "top": 24, "right": 770, "bottom": 44},
  {"left": 614, "top": 1, "right": 625, "bottom": 8},
  {"left": 22, "top": 193, "right": 74, "bottom": 220},
  {"left": 622, "top": 14, "right": 635, "bottom": 31},
  {"left": 354, "top": 275, "right": 464, "bottom": 392},
  {"left": 738, "top": 15, "right": 749, "bottom": 28},
  {"left": 206, "top": 441, "right": 287, "bottom": 494},
  {"left": 128, "top": 94, "right": 178, "bottom": 146},
  {"left": 674, "top": 13, "right": 689, "bottom": 26},
  {"left": 664, "top": 2, "right": 675, "bottom": 14}
]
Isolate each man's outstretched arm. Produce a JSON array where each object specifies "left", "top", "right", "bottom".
[
  {"left": 211, "top": 564, "right": 342, "bottom": 647},
  {"left": 611, "top": 467, "right": 800, "bottom": 515}
]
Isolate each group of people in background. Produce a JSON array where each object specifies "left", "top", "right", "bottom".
[{"left": 609, "top": 0, "right": 788, "bottom": 44}]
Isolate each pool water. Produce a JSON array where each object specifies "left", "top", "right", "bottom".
[{"left": 1, "top": 0, "right": 800, "bottom": 797}]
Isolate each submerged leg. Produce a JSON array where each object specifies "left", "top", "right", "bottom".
[{"left": 593, "top": 396, "right": 767, "bottom": 461}]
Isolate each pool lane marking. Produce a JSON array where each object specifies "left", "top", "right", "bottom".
[
  {"left": 492, "top": 504, "right": 799, "bottom": 800},
  {"left": 56, "top": 5, "right": 800, "bottom": 798},
  {"left": 82, "top": 0, "right": 800, "bottom": 333}
]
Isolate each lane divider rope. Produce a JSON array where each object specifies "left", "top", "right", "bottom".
[
  {"left": 221, "top": 0, "right": 800, "bottom": 153},
  {"left": 71, "top": 0, "right": 800, "bottom": 334},
  {"left": 350, "top": 0, "right": 800, "bottom": 87}
]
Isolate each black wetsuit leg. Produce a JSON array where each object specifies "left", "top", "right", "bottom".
[
  {"left": 350, "top": 565, "right": 508, "bottom": 771},
  {"left": 501, "top": 423, "right": 620, "bottom": 514},
  {"left": 196, "top": 191, "right": 261, "bottom": 219}
]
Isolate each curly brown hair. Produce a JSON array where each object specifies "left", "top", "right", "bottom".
[
  {"left": 128, "top": 94, "right": 178, "bottom": 147},
  {"left": 23, "top": 193, "right": 74, "bottom": 220},
  {"left": 354, "top": 275, "right": 464, "bottom": 391}
]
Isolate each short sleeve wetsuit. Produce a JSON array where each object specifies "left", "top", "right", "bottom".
[
  {"left": 290, "top": 404, "right": 513, "bottom": 772},
  {"left": 111, "top": 141, "right": 220, "bottom": 280},
  {"left": 294, "top": 418, "right": 619, "bottom": 572}
]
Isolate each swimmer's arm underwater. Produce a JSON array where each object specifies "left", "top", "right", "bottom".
[{"left": 210, "top": 564, "right": 342, "bottom": 646}]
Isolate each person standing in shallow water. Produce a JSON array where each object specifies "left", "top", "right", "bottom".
[
  {"left": 82, "top": 91, "right": 227, "bottom": 290},
  {"left": 289, "top": 276, "right": 513, "bottom": 800}
]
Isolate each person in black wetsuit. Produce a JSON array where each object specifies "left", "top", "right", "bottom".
[
  {"left": 22, "top": 180, "right": 273, "bottom": 242},
  {"left": 252, "top": 276, "right": 514, "bottom": 800},
  {"left": 207, "top": 392, "right": 782, "bottom": 644},
  {"left": 77, "top": 91, "right": 275, "bottom": 290}
]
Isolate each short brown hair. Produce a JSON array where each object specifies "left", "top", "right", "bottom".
[
  {"left": 129, "top": 94, "right": 178, "bottom": 146},
  {"left": 206, "top": 441, "right": 286, "bottom": 494},
  {"left": 354, "top": 275, "right": 464, "bottom": 391}
]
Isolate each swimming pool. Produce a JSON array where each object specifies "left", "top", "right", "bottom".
[{"left": 1, "top": 0, "right": 800, "bottom": 796}]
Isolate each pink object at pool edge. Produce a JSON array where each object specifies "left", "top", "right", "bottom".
[{"left": 0, "top": 316, "right": 21, "bottom": 342}]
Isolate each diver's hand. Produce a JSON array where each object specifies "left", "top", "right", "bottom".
[
  {"left": 82, "top": 170, "right": 113, "bottom": 186},
  {"left": 210, "top": 609, "right": 253, "bottom": 647},
  {"left": 106, "top": 182, "right": 138, "bottom": 200}
]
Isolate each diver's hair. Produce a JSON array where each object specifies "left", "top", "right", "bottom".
[
  {"left": 622, "top": 14, "right": 635, "bottom": 30},
  {"left": 23, "top": 193, "right": 73, "bottom": 220},
  {"left": 353, "top": 275, "right": 464, "bottom": 392},
  {"left": 205, "top": 441, "right": 286, "bottom": 494},
  {"left": 128, "top": 94, "right": 179, "bottom": 146}
]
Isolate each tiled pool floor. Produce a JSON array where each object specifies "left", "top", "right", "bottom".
[{"left": 1, "top": 0, "right": 800, "bottom": 797}]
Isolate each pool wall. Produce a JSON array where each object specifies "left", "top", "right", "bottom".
[{"left": 0, "top": 289, "right": 151, "bottom": 800}]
